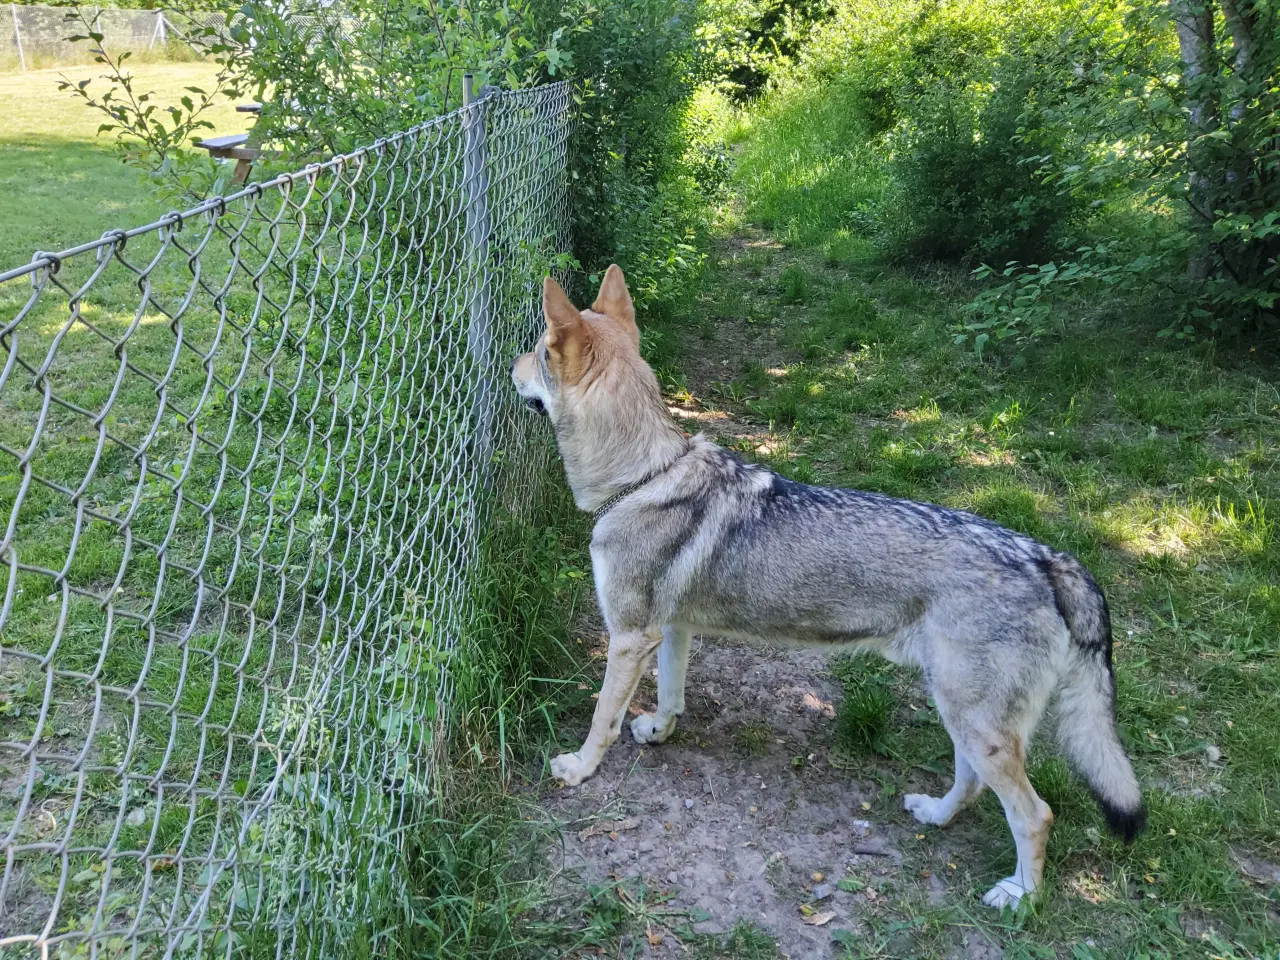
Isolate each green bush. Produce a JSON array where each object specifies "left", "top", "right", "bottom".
[
  {"left": 700, "top": 0, "right": 834, "bottom": 99},
  {"left": 753, "top": 0, "right": 1278, "bottom": 343},
  {"left": 888, "top": 53, "right": 1094, "bottom": 265},
  {"left": 62, "top": 0, "right": 728, "bottom": 323},
  {"left": 551, "top": 0, "right": 732, "bottom": 320},
  {"left": 774, "top": 0, "right": 1111, "bottom": 265}
]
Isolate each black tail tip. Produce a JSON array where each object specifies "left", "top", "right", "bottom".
[{"left": 1099, "top": 798, "right": 1147, "bottom": 844}]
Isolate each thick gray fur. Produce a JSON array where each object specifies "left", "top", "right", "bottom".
[{"left": 512, "top": 270, "right": 1145, "bottom": 910}]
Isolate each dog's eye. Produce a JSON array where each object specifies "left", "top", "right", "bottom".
[{"left": 525, "top": 396, "right": 547, "bottom": 416}]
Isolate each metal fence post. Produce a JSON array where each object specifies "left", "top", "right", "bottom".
[
  {"left": 11, "top": 4, "right": 25, "bottom": 72},
  {"left": 463, "top": 74, "right": 496, "bottom": 493},
  {"left": 149, "top": 10, "right": 167, "bottom": 49}
]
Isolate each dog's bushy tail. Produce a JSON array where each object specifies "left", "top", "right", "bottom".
[{"left": 1047, "top": 552, "right": 1147, "bottom": 842}]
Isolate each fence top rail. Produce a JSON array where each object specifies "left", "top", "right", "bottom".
[{"left": 0, "top": 80, "right": 570, "bottom": 287}]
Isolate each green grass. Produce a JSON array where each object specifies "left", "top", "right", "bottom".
[
  {"left": 736, "top": 718, "right": 776, "bottom": 756},
  {"left": 731, "top": 77, "right": 887, "bottom": 253},
  {"left": 0, "top": 62, "right": 250, "bottom": 267},
  {"left": 633, "top": 81, "right": 1280, "bottom": 958}
]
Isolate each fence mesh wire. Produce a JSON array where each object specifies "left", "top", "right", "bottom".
[{"left": 0, "top": 80, "right": 572, "bottom": 957}]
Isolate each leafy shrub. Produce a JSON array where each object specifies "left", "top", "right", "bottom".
[
  {"left": 553, "top": 0, "right": 733, "bottom": 319},
  {"left": 887, "top": 53, "right": 1095, "bottom": 265},
  {"left": 62, "top": 0, "right": 572, "bottom": 195},
  {"left": 958, "top": 243, "right": 1183, "bottom": 356},
  {"left": 64, "top": 0, "right": 728, "bottom": 323},
  {"left": 772, "top": 0, "right": 1113, "bottom": 265},
  {"left": 700, "top": 0, "right": 834, "bottom": 99},
  {"left": 785, "top": 0, "right": 1279, "bottom": 341}
]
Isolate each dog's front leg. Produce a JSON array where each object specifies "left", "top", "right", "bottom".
[
  {"left": 551, "top": 628, "right": 663, "bottom": 786},
  {"left": 631, "top": 625, "right": 691, "bottom": 744}
]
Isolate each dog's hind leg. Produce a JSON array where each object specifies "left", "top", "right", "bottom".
[
  {"left": 550, "top": 628, "right": 664, "bottom": 786},
  {"left": 631, "top": 625, "right": 691, "bottom": 745},
  {"left": 946, "top": 721, "right": 1054, "bottom": 910},
  {"left": 904, "top": 744, "right": 986, "bottom": 826}
]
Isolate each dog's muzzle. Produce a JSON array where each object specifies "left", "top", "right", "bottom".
[{"left": 524, "top": 396, "right": 547, "bottom": 416}]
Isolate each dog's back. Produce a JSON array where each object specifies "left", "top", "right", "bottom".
[
  {"left": 598, "top": 438, "right": 1061, "bottom": 648},
  {"left": 594, "top": 437, "right": 1146, "bottom": 905},
  {"left": 515, "top": 269, "right": 1143, "bottom": 909}
]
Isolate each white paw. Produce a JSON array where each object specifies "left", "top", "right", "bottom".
[
  {"left": 982, "top": 877, "right": 1034, "bottom": 910},
  {"left": 630, "top": 712, "right": 675, "bottom": 745},
  {"left": 550, "top": 752, "right": 592, "bottom": 786},
  {"left": 903, "top": 793, "right": 943, "bottom": 826}
]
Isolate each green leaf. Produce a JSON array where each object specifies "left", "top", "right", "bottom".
[{"left": 915, "top": 758, "right": 951, "bottom": 775}]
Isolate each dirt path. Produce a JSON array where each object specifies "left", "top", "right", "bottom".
[{"left": 537, "top": 630, "right": 1004, "bottom": 960}]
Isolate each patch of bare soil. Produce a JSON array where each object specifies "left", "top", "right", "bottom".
[{"left": 538, "top": 639, "right": 959, "bottom": 959}]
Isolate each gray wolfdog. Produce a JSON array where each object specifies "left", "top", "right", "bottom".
[{"left": 511, "top": 266, "right": 1146, "bottom": 908}]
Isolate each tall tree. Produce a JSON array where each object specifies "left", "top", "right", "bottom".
[{"left": 1171, "top": 0, "right": 1219, "bottom": 279}]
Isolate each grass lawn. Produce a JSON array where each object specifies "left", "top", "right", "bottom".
[
  {"left": 602, "top": 84, "right": 1279, "bottom": 956},
  {"left": 0, "top": 62, "right": 250, "bottom": 268}
]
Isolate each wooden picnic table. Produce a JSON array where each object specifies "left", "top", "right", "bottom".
[
  {"left": 197, "top": 101, "right": 325, "bottom": 185},
  {"left": 197, "top": 103, "right": 263, "bottom": 184}
]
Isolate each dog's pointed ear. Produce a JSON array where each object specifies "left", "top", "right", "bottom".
[
  {"left": 544, "top": 276, "right": 587, "bottom": 377},
  {"left": 592, "top": 264, "right": 639, "bottom": 347}
]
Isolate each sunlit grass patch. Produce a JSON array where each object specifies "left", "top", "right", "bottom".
[
  {"left": 0, "top": 62, "right": 250, "bottom": 268},
  {"left": 954, "top": 479, "right": 1058, "bottom": 539},
  {"left": 1094, "top": 495, "right": 1274, "bottom": 567},
  {"left": 731, "top": 82, "right": 888, "bottom": 249}
]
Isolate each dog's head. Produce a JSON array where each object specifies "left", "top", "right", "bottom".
[
  {"left": 511, "top": 265, "right": 688, "bottom": 510},
  {"left": 510, "top": 264, "right": 647, "bottom": 423}
]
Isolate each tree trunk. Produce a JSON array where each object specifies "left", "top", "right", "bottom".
[
  {"left": 1218, "top": 0, "right": 1261, "bottom": 282},
  {"left": 1171, "top": 0, "right": 1219, "bottom": 280},
  {"left": 1219, "top": 0, "right": 1258, "bottom": 83}
]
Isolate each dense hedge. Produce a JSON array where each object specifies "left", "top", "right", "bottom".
[{"left": 750, "top": 0, "right": 1279, "bottom": 341}]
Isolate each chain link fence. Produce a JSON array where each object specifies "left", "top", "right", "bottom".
[
  {"left": 0, "top": 79, "right": 572, "bottom": 957},
  {"left": 3, "top": 5, "right": 360, "bottom": 72}
]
